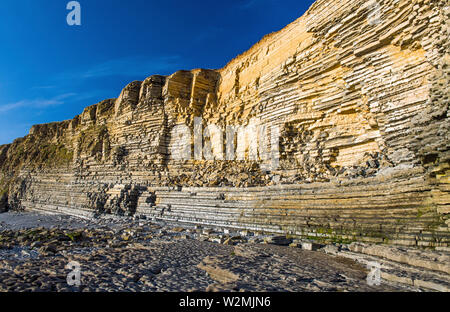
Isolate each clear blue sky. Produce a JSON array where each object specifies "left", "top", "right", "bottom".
[{"left": 0, "top": 0, "right": 314, "bottom": 145}]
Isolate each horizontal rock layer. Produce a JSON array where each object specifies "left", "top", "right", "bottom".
[{"left": 0, "top": 0, "right": 449, "bottom": 247}]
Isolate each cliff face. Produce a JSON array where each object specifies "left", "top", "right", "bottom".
[{"left": 1, "top": 0, "right": 448, "bottom": 247}]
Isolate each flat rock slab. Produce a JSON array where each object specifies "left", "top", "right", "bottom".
[
  {"left": 0, "top": 212, "right": 90, "bottom": 230},
  {"left": 0, "top": 211, "right": 146, "bottom": 231},
  {"left": 264, "top": 236, "right": 293, "bottom": 246}
]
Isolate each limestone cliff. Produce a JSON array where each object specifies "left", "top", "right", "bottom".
[{"left": 0, "top": 0, "right": 448, "bottom": 247}]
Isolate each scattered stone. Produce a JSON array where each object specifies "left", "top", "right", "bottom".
[
  {"left": 38, "top": 245, "right": 57, "bottom": 256},
  {"left": 209, "top": 237, "right": 223, "bottom": 244},
  {"left": 289, "top": 243, "right": 302, "bottom": 248},
  {"left": 264, "top": 236, "right": 293, "bottom": 246},
  {"left": 301, "top": 241, "right": 323, "bottom": 251}
]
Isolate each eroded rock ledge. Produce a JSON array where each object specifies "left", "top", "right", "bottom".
[{"left": 0, "top": 0, "right": 449, "bottom": 247}]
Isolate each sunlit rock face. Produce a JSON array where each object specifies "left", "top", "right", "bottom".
[{"left": 0, "top": 0, "right": 448, "bottom": 247}]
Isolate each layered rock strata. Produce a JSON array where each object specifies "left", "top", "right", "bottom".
[{"left": 0, "top": 0, "right": 449, "bottom": 247}]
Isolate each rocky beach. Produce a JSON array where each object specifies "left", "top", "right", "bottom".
[{"left": 0, "top": 211, "right": 448, "bottom": 292}]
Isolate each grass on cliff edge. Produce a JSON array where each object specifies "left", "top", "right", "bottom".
[
  {"left": 39, "top": 143, "right": 73, "bottom": 166},
  {"left": 5, "top": 143, "right": 73, "bottom": 170}
]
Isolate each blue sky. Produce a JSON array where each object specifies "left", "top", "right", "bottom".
[{"left": 0, "top": 0, "right": 314, "bottom": 145}]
